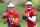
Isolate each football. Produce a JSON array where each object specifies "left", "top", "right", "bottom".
[
  {"left": 2, "top": 13, "right": 8, "bottom": 18},
  {"left": 22, "top": 13, "right": 28, "bottom": 20}
]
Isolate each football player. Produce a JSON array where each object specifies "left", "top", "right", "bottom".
[
  {"left": 22, "top": 1, "right": 37, "bottom": 27},
  {"left": 2, "top": 3, "right": 21, "bottom": 27}
]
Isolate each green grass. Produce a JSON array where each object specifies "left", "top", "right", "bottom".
[{"left": 0, "top": 3, "right": 40, "bottom": 27}]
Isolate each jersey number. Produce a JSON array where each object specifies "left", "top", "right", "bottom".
[{"left": 9, "top": 18, "right": 15, "bottom": 24}]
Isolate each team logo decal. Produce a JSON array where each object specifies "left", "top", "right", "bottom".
[
  {"left": 17, "top": 14, "right": 19, "bottom": 16},
  {"left": 33, "top": 12, "right": 36, "bottom": 15}
]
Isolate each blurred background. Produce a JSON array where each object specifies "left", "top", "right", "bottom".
[{"left": 0, "top": 0, "right": 40, "bottom": 27}]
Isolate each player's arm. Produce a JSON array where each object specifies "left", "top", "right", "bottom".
[
  {"left": 28, "top": 16, "right": 36, "bottom": 22},
  {"left": 24, "top": 10, "right": 37, "bottom": 22},
  {"left": 3, "top": 18, "right": 7, "bottom": 24},
  {"left": 2, "top": 13, "right": 8, "bottom": 24},
  {"left": 13, "top": 18, "right": 18, "bottom": 24},
  {"left": 28, "top": 11, "right": 37, "bottom": 22},
  {"left": 10, "top": 15, "right": 18, "bottom": 24},
  {"left": 10, "top": 12, "right": 20, "bottom": 24}
]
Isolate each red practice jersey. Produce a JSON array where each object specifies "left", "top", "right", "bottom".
[
  {"left": 6, "top": 11, "right": 20, "bottom": 27},
  {"left": 25, "top": 9, "right": 37, "bottom": 27}
]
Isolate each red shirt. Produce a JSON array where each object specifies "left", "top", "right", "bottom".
[
  {"left": 25, "top": 9, "right": 37, "bottom": 27},
  {"left": 6, "top": 11, "right": 20, "bottom": 27}
]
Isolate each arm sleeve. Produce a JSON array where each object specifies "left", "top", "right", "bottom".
[
  {"left": 15, "top": 12, "right": 20, "bottom": 18},
  {"left": 28, "top": 16, "right": 36, "bottom": 22}
]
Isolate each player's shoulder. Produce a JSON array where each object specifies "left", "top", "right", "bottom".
[
  {"left": 31, "top": 9, "right": 37, "bottom": 13},
  {"left": 31, "top": 9, "right": 36, "bottom": 11},
  {"left": 31, "top": 9, "right": 37, "bottom": 16}
]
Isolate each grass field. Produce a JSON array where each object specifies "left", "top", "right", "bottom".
[{"left": 0, "top": 3, "right": 40, "bottom": 27}]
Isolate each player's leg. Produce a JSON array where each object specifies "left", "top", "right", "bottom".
[
  {"left": 15, "top": 25, "right": 21, "bottom": 27},
  {"left": 7, "top": 19, "right": 11, "bottom": 27}
]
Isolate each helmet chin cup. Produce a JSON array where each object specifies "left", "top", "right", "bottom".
[
  {"left": 11, "top": 11, "right": 13, "bottom": 12},
  {"left": 27, "top": 8, "right": 31, "bottom": 9}
]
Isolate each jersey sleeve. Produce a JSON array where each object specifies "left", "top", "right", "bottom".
[
  {"left": 15, "top": 12, "right": 20, "bottom": 18},
  {"left": 32, "top": 10, "right": 37, "bottom": 16}
]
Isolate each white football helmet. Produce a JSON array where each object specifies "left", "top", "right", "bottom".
[
  {"left": 26, "top": 1, "right": 32, "bottom": 5},
  {"left": 7, "top": 3, "right": 15, "bottom": 7}
]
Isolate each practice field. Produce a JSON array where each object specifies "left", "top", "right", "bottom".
[{"left": 0, "top": 3, "right": 40, "bottom": 27}]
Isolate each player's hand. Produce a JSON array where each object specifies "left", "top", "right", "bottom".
[
  {"left": 2, "top": 13, "right": 8, "bottom": 19},
  {"left": 22, "top": 13, "right": 28, "bottom": 20},
  {"left": 3, "top": 18, "right": 7, "bottom": 24},
  {"left": 23, "top": 13, "right": 29, "bottom": 18},
  {"left": 22, "top": 13, "right": 28, "bottom": 17}
]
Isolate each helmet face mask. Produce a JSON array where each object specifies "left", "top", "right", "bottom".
[
  {"left": 26, "top": 1, "right": 32, "bottom": 10},
  {"left": 26, "top": 4, "right": 32, "bottom": 10},
  {"left": 8, "top": 7, "right": 15, "bottom": 12}
]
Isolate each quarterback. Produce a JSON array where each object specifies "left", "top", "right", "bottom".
[
  {"left": 2, "top": 3, "right": 21, "bottom": 27},
  {"left": 22, "top": 1, "right": 37, "bottom": 27}
]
